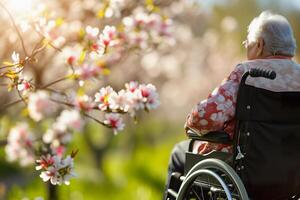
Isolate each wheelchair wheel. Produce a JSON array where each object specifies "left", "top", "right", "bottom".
[{"left": 176, "top": 158, "right": 249, "bottom": 200}]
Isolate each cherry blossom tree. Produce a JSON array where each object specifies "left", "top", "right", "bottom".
[{"left": 0, "top": 0, "right": 173, "bottom": 198}]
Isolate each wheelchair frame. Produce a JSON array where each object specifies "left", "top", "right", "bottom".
[{"left": 166, "top": 68, "right": 278, "bottom": 200}]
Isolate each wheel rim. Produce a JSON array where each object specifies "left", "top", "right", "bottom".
[
  {"left": 176, "top": 158, "right": 249, "bottom": 200},
  {"left": 177, "top": 169, "right": 232, "bottom": 200}
]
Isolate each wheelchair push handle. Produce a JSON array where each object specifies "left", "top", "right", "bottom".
[{"left": 249, "top": 68, "right": 276, "bottom": 80}]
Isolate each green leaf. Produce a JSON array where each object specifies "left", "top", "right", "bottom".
[
  {"left": 2, "top": 61, "right": 13, "bottom": 66},
  {"left": 79, "top": 50, "right": 86, "bottom": 64},
  {"left": 102, "top": 68, "right": 111, "bottom": 76},
  {"left": 55, "top": 18, "right": 64, "bottom": 26}
]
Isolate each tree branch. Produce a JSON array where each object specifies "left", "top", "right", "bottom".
[
  {"left": 83, "top": 113, "right": 107, "bottom": 126},
  {"left": 40, "top": 76, "right": 70, "bottom": 89},
  {"left": 0, "top": 99, "right": 25, "bottom": 112}
]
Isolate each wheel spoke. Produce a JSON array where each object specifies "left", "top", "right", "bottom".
[{"left": 176, "top": 159, "right": 249, "bottom": 200}]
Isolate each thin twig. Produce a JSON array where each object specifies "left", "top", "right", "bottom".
[
  {"left": 0, "top": 63, "right": 19, "bottom": 70},
  {"left": 51, "top": 98, "right": 109, "bottom": 127},
  {"left": 32, "top": 26, "right": 62, "bottom": 52},
  {"left": 0, "top": 99, "right": 25, "bottom": 112},
  {"left": 40, "top": 76, "right": 69, "bottom": 89},
  {"left": 83, "top": 113, "right": 107, "bottom": 126},
  {"left": 29, "top": 81, "right": 68, "bottom": 97},
  {"left": 50, "top": 98, "right": 74, "bottom": 108},
  {"left": 31, "top": 37, "right": 45, "bottom": 56},
  {"left": 44, "top": 87, "right": 68, "bottom": 97},
  {"left": 16, "top": 86, "right": 27, "bottom": 106},
  {"left": 50, "top": 98, "right": 127, "bottom": 114}
]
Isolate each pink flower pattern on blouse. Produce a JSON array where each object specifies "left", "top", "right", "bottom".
[{"left": 187, "top": 57, "right": 300, "bottom": 155}]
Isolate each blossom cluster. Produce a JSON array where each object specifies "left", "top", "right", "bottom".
[
  {"left": 43, "top": 109, "right": 84, "bottom": 148},
  {"left": 36, "top": 154, "right": 76, "bottom": 185},
  {"left": 96, "top": 81, "right": 160, "bottom": 134},
  {"left": 63, "top": 25, "right": 121, "bottom": 84},
  {"left": 28, "top": 91, "right": 57, "bottom": 122},
  {"left": 4, "top": 81, "right": 159, "bottom": 184},
  {"left": 98, "top": 0, "right": 127, "bottom": 18},
  {"left": 24, "top": 81, "right": 159, "bottom": 138},
  {"left": 35, "top": 17, "right": 66, "bottom": 47},
  {"left": 122, "top": 9, "right": 173, "bottom": 49},
  {"left": 96, "top": 81, "right": 160, "bottom": 113},
  {"left": 5, "top": 123, "right": 35, "bottom": 166},
  {"left": 1, "top": 0, "right": 169, "bottom": 186}
]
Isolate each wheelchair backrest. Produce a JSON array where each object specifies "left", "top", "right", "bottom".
[{"left": 234, "top": 75, "right": 300, "bottom": 200}]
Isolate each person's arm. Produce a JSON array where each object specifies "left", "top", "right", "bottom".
[{"left": 185, "top": 65, "right": 245, "bottom": 137}]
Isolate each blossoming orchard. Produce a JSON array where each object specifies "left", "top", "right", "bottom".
[{"left": 0, "top": 0, "right": 172, "bottom": 191}]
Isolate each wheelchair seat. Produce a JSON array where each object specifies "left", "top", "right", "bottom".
[{"left": 166, "top": 68, "right": 300, "bottom": 200}]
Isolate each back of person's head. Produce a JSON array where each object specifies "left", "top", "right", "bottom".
[{"left": 247, "top": 11, "right": 296, "bottom": 57}]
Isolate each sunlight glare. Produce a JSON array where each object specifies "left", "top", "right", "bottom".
[{"left": 5, "top": 0, "right": 36, "bottom": 17}]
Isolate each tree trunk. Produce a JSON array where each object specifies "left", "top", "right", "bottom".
[{"left": 47, "top": 182, "right": 58, "bottom": 200}]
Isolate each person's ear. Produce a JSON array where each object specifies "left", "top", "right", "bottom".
[{"left": 256, "top": 38, "right": 264, "bottom": 56}]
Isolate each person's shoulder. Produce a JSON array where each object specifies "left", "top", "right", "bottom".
[
  {"left": 238, "top": 59, "right": 270, "bottom": 66},
  {"left": 231, "top": 59, "right": 273, "bottom": 75},
  {"left": 232, "top": 60, "right": 252, "bottom": 71},
  {"left": 236, "top": 58, "right": 293, "bottom": 69}
]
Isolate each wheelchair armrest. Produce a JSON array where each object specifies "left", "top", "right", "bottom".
[{"left": 187, "top": 129, "right": 232, "bottom": 144}]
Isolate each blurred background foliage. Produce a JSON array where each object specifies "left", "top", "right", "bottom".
[{"left": 0, "top": 0, "right": 300, "bottom": 199}]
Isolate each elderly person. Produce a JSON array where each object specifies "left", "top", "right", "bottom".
[{"left": 164, "top": 10, "right": 299, "bottom": 199}]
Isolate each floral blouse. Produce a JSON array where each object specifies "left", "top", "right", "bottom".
[{"left": 187, "top": 57, "right": 300, "bottom": 154}]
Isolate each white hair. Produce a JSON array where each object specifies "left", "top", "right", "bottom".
[{"left": 247, "top": 11, "right": 297, "bottom": 56}]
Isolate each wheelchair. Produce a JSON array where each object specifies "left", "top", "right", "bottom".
[{"left": 166, "top": 68, "right": 300, "bottom": 200}]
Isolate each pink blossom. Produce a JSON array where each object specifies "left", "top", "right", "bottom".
[
  {"left": 43, "top": 122, "right": 72, "bottom": 147},
  {"left": 139, "top": 84, "right": 160, "bottom": 110},
  {"left": 145, "top": 93, "right": 160, "bottom": 110},
  {"left": 28, "top": 91, "right": 56, "bottom": 121},
  {"left": 38, "top": 155, "right": 76, "bottom": 185},
  {"left": 54, "top": 146, "right": 65, "bottom": 157},
  {"left": 108, "top": 89, "right": 130, "bottom": 111},
  {"left": 127, "top": 88, "right": 144, "bottom": 111},
  {"left": 67, "top": 56, "right": 76, "bottom": 65},
  {"left": 86, "top": 26, "right": 99, "bottom": 40},
  {"left": 124, "top": 82, "right": 161, "bottom": 115},
  {"left": 74, "top": 95, "right": 95, "bottom": 111},
  {"left": 38, "top": 19, "right": 66, "bottom": 47},
  {"left": 5, "top": 123, "right": 35, "bottom": 166},
  {"left": 43, "top": 109, "right": 83, "bottom": 147},
  {"left": 134, "top": 12, "right": 148, "bottom": 26},
  {"left": 125, "top": 81, "right": 139, "bottom": 93},
  {"left": 63, "top": 46, "right": 81, "bottom": 66},
  {"left": 75, "top": 63, "right": 102, "bottom": 80},
  {"left": 57, "top": 109, "right": 84, "bottom": 131},
  {"left": 36, "top": 154, "right": 54, "bottom": 170},
  {"left": 98, "top": 26, "right": 117, "bottom": 48},
  {"left": 122, "top": 10, "right": 173, "bottom": 49},
  {"left": 103, "top": 25, "right": 117, "bottom": 40},
  {"left": 104, "top": 113, "right": 125, "bottom": 135},
  {"left": 17, "top": 79, "right": 32, "bottom": 95},
  {"left": 95, "top": 86, "right": 114, "bottom": 111},
  {"left": 99, "top": 33, "right": 112, "bottom": 47}
]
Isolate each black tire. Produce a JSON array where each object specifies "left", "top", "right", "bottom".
[{"left": 176, "top": 158, "right": 249, "bottom": 200}]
